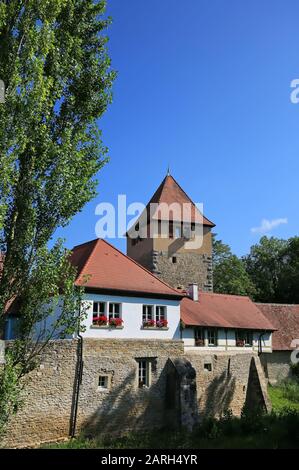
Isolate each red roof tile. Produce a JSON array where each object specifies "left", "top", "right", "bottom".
[
  {"left": 181, "top": 293, "right": 275, "bottom": 331},
  {"left": 256, "top": 303, "right": 299, "bottom": 350},
  {"left": 146, "top": 175, "right": 215, "bottom": 227},
  {"left": 70, "top": 238, "right": 183, "bottom": 299}
]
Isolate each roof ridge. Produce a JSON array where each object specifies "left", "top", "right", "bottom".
[
  {"left": 201, "top": 291, "right": 250, "bottom": 300},
  {"left": 256, "top": 302, "right": 299, "bottom": 307}
]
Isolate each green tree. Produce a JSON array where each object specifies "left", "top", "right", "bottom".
[
  {"left": 213, "top": 237, "right": 256, "bottom": 297},
  {"left": 276, "top": 236, "right": 299, "bottom": 303},
  {"left": 244, "top": 236, "right": 287, "bottom": 302},
  {"left": 0, "top": 0, "right": 115, "bottom": 435}
]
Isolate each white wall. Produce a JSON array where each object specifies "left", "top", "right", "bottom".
[
  {"left": 81, "top": 293, "right": 181, "bottom": 340},
  {"left": 182, "top": 327, "right": 272, "bottom": 353}
]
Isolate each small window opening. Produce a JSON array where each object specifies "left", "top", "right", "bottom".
[{"left": 98, "top": 376, "right": 109, "bottom": 389}]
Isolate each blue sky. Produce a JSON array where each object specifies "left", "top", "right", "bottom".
[{"left": 55, "top": 0, "right": 299, "bottom": 256}]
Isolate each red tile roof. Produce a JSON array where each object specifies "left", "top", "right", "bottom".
[
  {"left": 146, "top": 175, "right": 215, "bottom": 227},
  {"left": 70, "top": 238, "right": 183, "bottom": 299},
  {"left": 256, "top": 303, "right": 299, "bottom": 350},
  {"left": 181, "top": 293, "right": 275, "bottom": 331}
]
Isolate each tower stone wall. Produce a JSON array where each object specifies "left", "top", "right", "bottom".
[{"left": 152, "top": 250, "right": 213, "bottom": 292}]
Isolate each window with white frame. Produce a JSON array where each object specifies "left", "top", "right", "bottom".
[
  {"left": 174, "top": 224, "right": 181, "bottom": 239},
  {"left": 98, "top": 375, "right": 109, "bottom": 389},
  {"left": 207, "top": 328, "right": 218, "bottom": 346},
  {"left": 143, "top": 305, "right": 154, "bottom": 322},
  {"left": 194, "top": 327, "right": 205, "bottom": 346},
  {"left": 235, "top": 330, "right": 253, "bottom": 347},
  {"left": 137, "top": 359, "right": 151, "bottom": 388},
  {"left": 109, "top": 303, "right": 121, "bottom": 319},
  {"left": 155, "top": 306, "right": 166, "bottom": 322},
  {"left": 93, "top": 302, "right": 106, "bottom": 323}
]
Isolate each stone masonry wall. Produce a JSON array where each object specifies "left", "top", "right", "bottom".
[
  {"left": 260, "top": 351, "right": 292, "bottom": 385},
  {"left": 152, "top": 251, "right": 213, "bottom": 291},
  {"left": 184, "top": 353, "right": 271, "bottom": 419},
  {"left": 1, "top": 341, "right": 270, "bottom": 448},
  {"left": 1, "top": 339, "right": 184, "bottom": 448}
]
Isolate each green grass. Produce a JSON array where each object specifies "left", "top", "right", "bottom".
[{"left": 269, "top": 383, "right": 299, "bottom": 413}]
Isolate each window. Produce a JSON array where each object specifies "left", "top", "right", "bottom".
[
  {"left": 98, "top": 375, "right": 109, "bottom": 389},
  {"left": 194, "top": 327, "right": 205, "bottom": 347},
  {"left": 93, "top": 302, "right": 106, "bottom": 323},
  {"left": 158, "top": 220, "right": 162, "bottom": 236},
  {"left": 169, "top": 221, "right": 174, "bottom": 238},
  {"left": 172, "top": 256, "right": 177, "bottom": 264},
  {"left": 137, "top": 359, "right": 151, "bottom": 388},
  {"left": 204, "top": 363, "right": 212, "bottom": 372},
  {"left": 174, "top": 225, "right": 181, "bottom": 238},
  {"left": 207, "top": 328, "right": 218, "bottom": 346},
  {"left": 109, "top": 303, "right": 121, "bottom": 319},
  {"left": 155, "top": 306, "right": 166, "bottom": 322},
  {"left": 235, "top": 330, "right": 253, "bottom": 347},
  {"left": 143, "top": 305, "right": 154, "bottom": 322}
]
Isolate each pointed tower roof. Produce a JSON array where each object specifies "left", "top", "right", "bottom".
[
  {"left": 146, "top": 174, "right": 215, "bottom": 227},
  {"left": 70, "top": 238, "right": 183, "bottom": 298}
]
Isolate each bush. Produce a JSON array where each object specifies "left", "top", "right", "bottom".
[{"left": 281, "top": 380, "right": 299, "bottom": 403}]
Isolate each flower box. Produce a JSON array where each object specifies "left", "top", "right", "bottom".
[
  {"left": 108, "top": 318, "right": 123, "bottom": 328},
  {"left": 93, "top": 315, "right": 108, "bottom": 326},
  {"left": 195, "top": 338, "right": 205, "bottom": 347},
  {"left": 236, "top": 339, "right": 245, "bottom": 347},
  {"left": 156, "top": 320, "right": 168, "bottom": 328},
  {"left": 142, "top": 319, "right": 168, "bottom": 329},
  {"left": 143, "top": 320, "right": 156, "bottom": 328}
]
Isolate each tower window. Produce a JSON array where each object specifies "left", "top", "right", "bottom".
[
  {"left": 175, "top": 225, "right": 181, "bottom": 238},
  {"left": 172, "top": 256, "right": 177, "bottom": 264},
  {"left": 169, "top": 221, "right": 174, "bottom": 238}
]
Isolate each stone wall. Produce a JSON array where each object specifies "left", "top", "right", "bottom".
[
  {"left": 260, "top": 351, "right": 292, "bottom": 384},
  {"left": 184, "top": 353, "right": 271, "bottom": 419},
  {"left": 1, "top": 339, "right": 184, "bottom": 448},
  {"left": 153, "top": 251, "right": 213, "bottom": 291},
  {"left": 1, "top": 341, "right": 270, "bottom": 448}
]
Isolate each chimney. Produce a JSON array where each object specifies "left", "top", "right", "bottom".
[{"left": 188, "top": 283, "right": 198, "bottom": 302}]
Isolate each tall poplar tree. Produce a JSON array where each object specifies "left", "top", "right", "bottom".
[{"left": 0, "top": 0, "right": 115, "bottom": 433}]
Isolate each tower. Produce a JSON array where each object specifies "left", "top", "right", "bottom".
[{"left": 126, "top": 173, "right": 215, "bottom": 291}]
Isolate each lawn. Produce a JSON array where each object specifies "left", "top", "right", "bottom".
[{"left": 269, "top": 383, "right": 299, "bottom": 413}]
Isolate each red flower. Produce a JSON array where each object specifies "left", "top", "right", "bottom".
[
  {"left": 93, "top": 315, "right": 108, "bottom": 325},
  {"left": 156, "top": 319, "right": 168, "bottom": 328},
  {"left": 109, "top": 317, "right": 123, "bottom": 327},
  {"left": 143, "top": 319, "right": 156, "bottom": 327}
]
